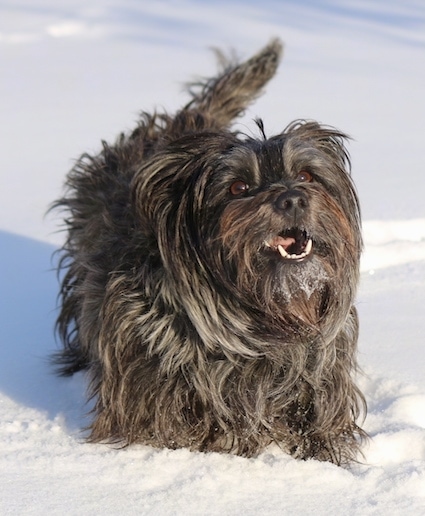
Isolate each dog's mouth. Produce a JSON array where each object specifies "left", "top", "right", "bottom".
[{"left": 264, "top": 228, "right": 313, "bottom": 261}]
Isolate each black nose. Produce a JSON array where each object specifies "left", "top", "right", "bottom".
[{"left": 275, "top": 190, "right": 308, "bottom": 215}]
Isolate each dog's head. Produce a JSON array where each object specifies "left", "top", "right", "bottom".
[
  {"left": 133, "top": 121, "right": 360, "bottom": 317},
  {"left": 216, "top": 122, "right": 361, "bottom": 294}
]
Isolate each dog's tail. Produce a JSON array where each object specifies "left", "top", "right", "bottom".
[{"left": 184, "top": 38, "right": 283, "bottom": 128}]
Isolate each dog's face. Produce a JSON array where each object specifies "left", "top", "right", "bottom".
[{"left": 133, "top": 121, "right": 361, "bottom": 327}]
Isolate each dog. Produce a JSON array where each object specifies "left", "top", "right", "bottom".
[{"left": 53, "top": 39, "right": 367, "bottom": 465}]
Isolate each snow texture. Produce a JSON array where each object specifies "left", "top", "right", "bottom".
[{"left": 1, "top": 1, "right": 424, "bottom": 514}]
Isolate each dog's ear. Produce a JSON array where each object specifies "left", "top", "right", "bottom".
[{"left": 184, "top": 39, "right": 283, "bottom": 129}]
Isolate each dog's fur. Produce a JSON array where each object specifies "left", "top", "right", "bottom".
[{"left": 53, "top": 39, "right": 367, "bottom": 465}]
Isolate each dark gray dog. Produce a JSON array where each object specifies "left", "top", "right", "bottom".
[{"left": 53, "top": 39, "right": 367, "bottom": 465}]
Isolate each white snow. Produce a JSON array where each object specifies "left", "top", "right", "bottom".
[{"left": 1, "top": 1, "right": 424, "bottom": 514}]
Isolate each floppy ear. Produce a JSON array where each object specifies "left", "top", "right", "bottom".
[{"left": 183, "top": 38, "right": 283, "bottom": 129}]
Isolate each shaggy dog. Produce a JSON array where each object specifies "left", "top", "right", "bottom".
[{"left": 53, "top": 39, "right": 367, "bottom": 465}]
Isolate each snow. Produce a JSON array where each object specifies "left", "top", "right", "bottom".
[{"left": 1, "top": 1, "right": 424, "bottom": 514}]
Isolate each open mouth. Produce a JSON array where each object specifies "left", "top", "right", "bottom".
[{"left": 264, "top": 228, "right": 313, "bottom": 261}]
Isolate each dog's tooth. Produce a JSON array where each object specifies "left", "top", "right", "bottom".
[
  {"left": 305, "top": 239, "right": 313, "bottom": 255},
  {"left": 264, "top": 241, "right": 271, "bottom": 248},
  {"left": 277, "top": 245, "right": 288, "bottom": 258}
]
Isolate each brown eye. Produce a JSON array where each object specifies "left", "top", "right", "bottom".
[
  {"left": 229, "top": 180, "right": 249, "bottom": 196},
  {"left": 296, "top": 170, "right": 313, "bottom": 183}
]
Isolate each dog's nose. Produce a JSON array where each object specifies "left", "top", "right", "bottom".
[{"left": 275, "top": 190, "right": 308, "bottom": 215}]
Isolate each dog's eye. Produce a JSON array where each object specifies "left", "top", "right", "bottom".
[
  {"left": 229, "top": 180, "right": 250, "bottom": 196},
  {"left": 296, "top": 170, "right": 313, "bottom": 183}
]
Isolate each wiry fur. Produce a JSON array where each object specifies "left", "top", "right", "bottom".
[{"left": 53, "top": 39, "right": 367, "bottom": 465}]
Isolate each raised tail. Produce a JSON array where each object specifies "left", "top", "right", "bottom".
[{"left": 184, "top": 38, "right": 283, "bottom": 128}]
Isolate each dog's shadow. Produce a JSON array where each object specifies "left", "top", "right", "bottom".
[{"left": 0, "top": 230, "right": 86, "bottom": 430}]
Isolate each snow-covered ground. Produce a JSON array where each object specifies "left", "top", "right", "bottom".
[{"left": 1, "top": 1, "right": 424, "bottom": 514}]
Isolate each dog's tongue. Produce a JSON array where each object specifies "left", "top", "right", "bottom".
[{"left": 269, "top": 236, "right": 296, "bottom": 250}]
